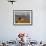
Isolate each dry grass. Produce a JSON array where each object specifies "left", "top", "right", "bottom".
[{"left": 16, "top": 17, "right": 30, "bottom": 23}]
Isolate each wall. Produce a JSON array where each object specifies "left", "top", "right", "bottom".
[{"left": 0, "top": 0, "right": 46, "bottom": 42}]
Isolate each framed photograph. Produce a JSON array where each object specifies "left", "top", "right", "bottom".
[{"left": 13, "top": 10, "right": 32, "bottom": 25}]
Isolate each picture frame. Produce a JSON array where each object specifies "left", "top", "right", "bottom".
[{"left": 13, "top": 10, "right": 33, "bottom": 25}]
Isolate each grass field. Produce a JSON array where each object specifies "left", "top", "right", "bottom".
[{"left": 16, "top": 17, "right": 30, "bottom": 23}]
